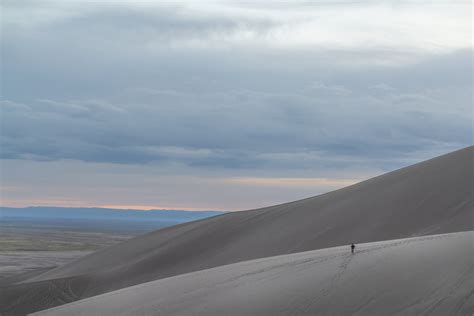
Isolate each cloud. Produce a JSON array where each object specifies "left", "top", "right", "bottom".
[
  {"left": 4, "top": 0, "right": 470, "bottom": 53},
  {"left": 1, "top": 66, "right": 470, "bottom": 170}
]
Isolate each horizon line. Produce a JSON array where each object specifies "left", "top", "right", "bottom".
[{"left": 0, "top": 204, "right": 227, "bottom": 212}]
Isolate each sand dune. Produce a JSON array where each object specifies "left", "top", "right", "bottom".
[
  {"left": 1, "top": 146, "right": 472, "bottom": 315},
  {"left": 33, "top": 231, "right": 474, "bottom": 316}
]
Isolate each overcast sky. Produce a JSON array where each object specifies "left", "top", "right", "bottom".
[{"left": 1, "top": 0, "right": 472, "bottom": 211}]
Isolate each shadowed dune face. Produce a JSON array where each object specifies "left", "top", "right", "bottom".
[
  {"left": 0, "top": 146, "right": 473, "bottom": 315},
  {"left": 33, "top": 232, "right": 474, "bottom": 316}
]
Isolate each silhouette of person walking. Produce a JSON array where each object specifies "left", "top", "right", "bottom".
[{"left": 351, "top": 243, "right": 356, "bottom": 254}]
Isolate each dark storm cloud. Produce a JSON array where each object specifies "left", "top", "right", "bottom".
[{"left": 1, "top": 75, "right": 470, "bottom": 170}]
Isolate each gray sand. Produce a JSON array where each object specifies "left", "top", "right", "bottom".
[
  {"left": 1, "top": 146, "right": 472, "bottom": 315},
  {"left": 33, "top": 231, "right": 474, "bottom": 316}
]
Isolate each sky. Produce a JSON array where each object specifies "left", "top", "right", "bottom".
[{"left": 0, "top": 0, "right": 472, "bottom": 211}]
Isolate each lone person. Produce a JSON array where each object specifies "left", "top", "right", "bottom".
[{"left": 351, "top": 243, "right": 356, "bottom": 254}]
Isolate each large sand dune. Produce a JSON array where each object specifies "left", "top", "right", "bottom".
[
  {"left": 33, "top": 231, "right": 474, "bottom": 316},
  {"left": 1, "top": 146, "right": 472, "bottom": 315}
]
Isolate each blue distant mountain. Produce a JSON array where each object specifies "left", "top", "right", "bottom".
[{"left": 0, "top": 206, "right": 224, "bottom": 223}]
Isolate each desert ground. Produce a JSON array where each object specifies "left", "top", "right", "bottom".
[
  {"left": 0, "top": 219, "right": 138, "bottom": 280},
  {"left": 0, "top": 211, "right": 221, "bottom": 280}
]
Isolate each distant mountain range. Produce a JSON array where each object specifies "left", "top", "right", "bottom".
[{"left": 0, "top": 207, "right": 224, "bottom": 223}]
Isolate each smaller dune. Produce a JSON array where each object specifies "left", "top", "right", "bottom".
[{"left": 34, "top": 231, "right": 474, "bottom": 316}]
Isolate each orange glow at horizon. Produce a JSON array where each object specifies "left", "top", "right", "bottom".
[
  {"left": 0, "top": 199, "right": 220, "bottom": 212},
  {"left": 225, "top": 177, "right": 360, "bottom": 187},
  {"left": 99, "top": 204, "right": 219, "bottom": 211},
  {"left": 0, "top": 175, "right": 366, "bottom": 212}
]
